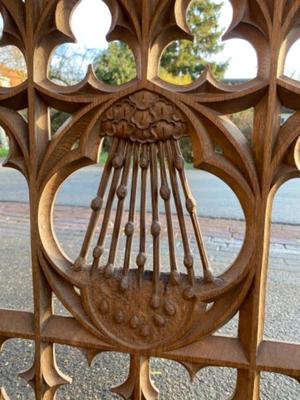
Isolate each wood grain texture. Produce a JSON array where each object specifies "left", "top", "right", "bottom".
[{"left": 0, "top": 0, "right": 299, "bottom": 399}]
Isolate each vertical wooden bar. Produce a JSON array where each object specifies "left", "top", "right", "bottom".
[{"left": 235, "top": 1, "right": 286, "bottom": 398}]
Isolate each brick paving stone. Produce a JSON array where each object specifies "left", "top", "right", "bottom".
[{"left": 0, "top": 202, "right": 299, "bottom": 273}]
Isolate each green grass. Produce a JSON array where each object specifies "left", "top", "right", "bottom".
[
  {"left": 184, "top": 162, "right": 194, "bottom": 169},
  {"left": 98, "top": 151, "right": 108, "bottom": 166},
  {"left": 0, "top": 147, "right": 9, "bottom": 158},
  {"left": 98, "top": 151, "right": 194, "bottom": 169},
  {"left": 0, "top": 147, "right": 194, "bottom": 169}
]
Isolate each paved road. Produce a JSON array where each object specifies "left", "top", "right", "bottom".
[
  {"left": 0, "top": 202, "right": 299, "bottom": 399},
  {"left": 0, "top": 163, "right": 299, "bottom": 399},
  {"left": 1, "top": 164, "right": 300, "bottom": 224}
]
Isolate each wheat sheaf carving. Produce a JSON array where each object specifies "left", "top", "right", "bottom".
[
  {"left": 0, "top": 0, "right": 299, "bottom": 399},
  {"left": 35, "top": 0, "right": 259, "bottom": 354}
]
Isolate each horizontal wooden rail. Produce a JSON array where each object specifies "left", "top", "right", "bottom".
[
  {"left": 257, "top": 341, "right": 300, "bottom": 380},
  {"left": 1, "top": 310, "right": 298, "bottom": 380}
]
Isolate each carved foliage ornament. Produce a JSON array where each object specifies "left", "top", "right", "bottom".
[{"left": 100, "top": 91, "right": 187, "bottom": 142}]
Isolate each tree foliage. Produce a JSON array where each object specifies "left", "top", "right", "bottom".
[
  {"left": 0, "top": 46, "right": 26, "bottom": 75},
  {"left": 0, "top": 1, "right": 233, "bottom": 163},
  {"left": 93, "top": 42, "right": 136, "bottom": 85},
  {"left": 49, "top": 44, "right": 99, "bottom": 85},
  {"left": 94, "top": 0, "right": 227, "bottom": 85},
  {"left": 160, "top": 0, "right": 227, "bottom": 82},
  {"left": 229, "top": 109, "right": 253, "bottom": 143}
]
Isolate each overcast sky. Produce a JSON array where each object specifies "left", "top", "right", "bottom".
[{"left": 71, "top": 0, "right": 300, "bottom": 80}]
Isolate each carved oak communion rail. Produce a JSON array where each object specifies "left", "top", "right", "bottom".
[{"left": 0, "top": 0, "right": 299, "bottom": 399}]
